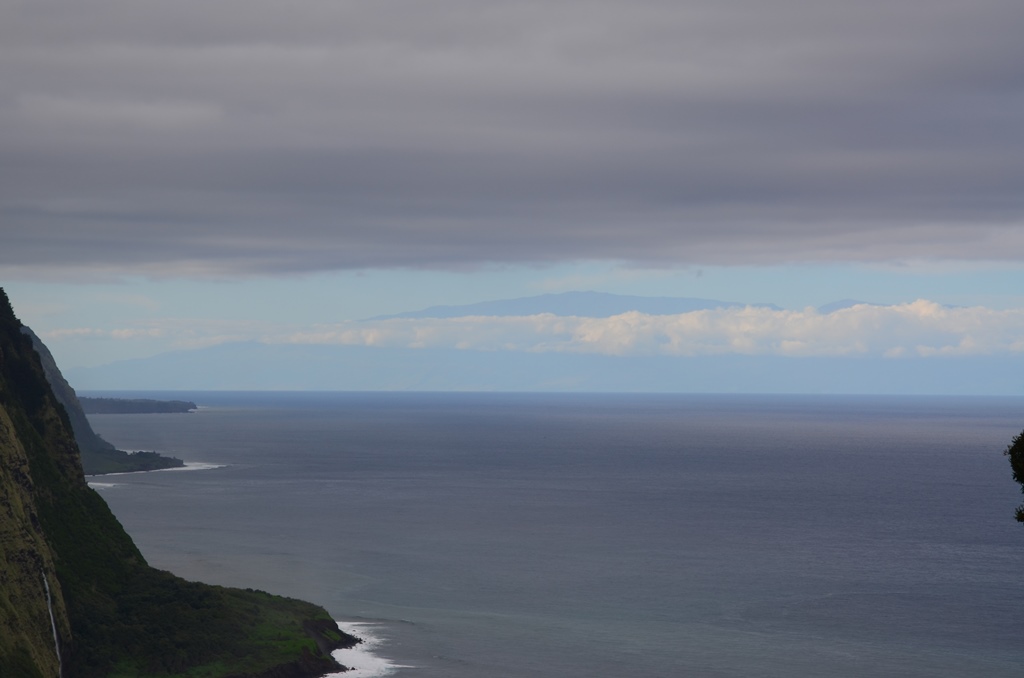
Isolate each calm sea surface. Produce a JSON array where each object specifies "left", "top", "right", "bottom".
[{"left": 85, "top": 392, "right": 1024, "bottom": 677}]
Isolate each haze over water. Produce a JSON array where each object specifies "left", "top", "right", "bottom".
[{"left": 88, "top": 392, "right": 1024, "bottom": 677}]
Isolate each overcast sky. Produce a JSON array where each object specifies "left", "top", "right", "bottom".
[{"left": 3, "top": 0, "right": 1024, "bottom": 383}]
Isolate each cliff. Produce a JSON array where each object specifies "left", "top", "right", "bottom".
[
  {"left": 21, "top": 327, "right": 186, "bottom": 475},
  {"left": 0, "top": 288, "right": 356, "bottom": 677}
]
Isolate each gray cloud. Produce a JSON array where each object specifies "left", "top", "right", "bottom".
[{"left": 3, "top": 0, "right": 1023, "bottom": 276}]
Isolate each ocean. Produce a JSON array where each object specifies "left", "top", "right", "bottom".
[{"left": 84, "top": 392, "right": 1024, "bottom": 677}]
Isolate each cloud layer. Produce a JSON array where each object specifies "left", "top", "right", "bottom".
[
  {"left": 4, "top": 1, "right": 1024, "bottom": 276},
  {"left": 279, "top": 301, "right": 1024, "bottom": 357},
  {"left": 43, "top": 301, "right": 1024, "bottom": 359}
]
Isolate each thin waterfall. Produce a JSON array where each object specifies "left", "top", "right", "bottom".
[{"left": 41, "top": 571, "right": 62, "bottom": 678}]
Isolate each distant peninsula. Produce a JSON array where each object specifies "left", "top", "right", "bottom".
[
  {"left": 80, "top": 397, "right": 198, "bottom": 414},
  {"left": 21, "top": 328, "right": 187, "bottom": 475}
]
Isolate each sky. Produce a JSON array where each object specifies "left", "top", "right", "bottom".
[{"left": 2, "top": 0, "right": 1024, "bottom": 388}]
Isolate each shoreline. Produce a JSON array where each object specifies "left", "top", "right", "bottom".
[
  {"left": 325, "top": 622, "right": 412, "bottom": 678},
  {"left": 86, "top": 460, "right": 227, "bottom": 479},
  {"left": 86, "top": 461, "right": 228, "bottom": 489}
]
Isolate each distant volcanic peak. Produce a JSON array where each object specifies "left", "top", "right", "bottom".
[{"left": 369, "top": 291, "right": 781, "bottom": 320}]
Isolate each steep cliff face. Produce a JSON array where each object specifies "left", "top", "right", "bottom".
[
  {"left": 0, "top": 289, "right": 355, "bottom": 677},
  {"left": 1, "top": 288, "right": 148, "bottom": 675},
  {"left": 0, "top": 290, "right": 75, "bottom": 677},
  {"left": 21, "top": 327, "right": 184, "bottom": 475},
  {"left": 0, "top": 401, "right": 67, "bottom": 677}
]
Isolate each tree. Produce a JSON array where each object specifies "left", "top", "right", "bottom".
[{"left": 1004, "top": 430, "right": 1024, "bottom": 522}]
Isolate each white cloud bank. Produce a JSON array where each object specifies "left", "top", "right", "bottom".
[
  {"left": 276, "top": 301, "right": 1024, "bottom": 358},
  {"left": 42, "top": 300, "right": 1024, "bottom": 360}
]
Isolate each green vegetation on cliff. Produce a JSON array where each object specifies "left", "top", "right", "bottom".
[
  {"left": 22, "top": 327, "right": 186, "bottom": 475},
  {"left": 0, "top": 288, "right": 357, "bottom": 677}
]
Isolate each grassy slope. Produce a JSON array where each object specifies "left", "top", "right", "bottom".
[{"left": 103, "top": 582, "right": 348, "bottom": 678}]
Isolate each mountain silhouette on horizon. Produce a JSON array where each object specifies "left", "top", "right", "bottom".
[{"left": 368, "top": 291, "right": 782, "bottom": 319}]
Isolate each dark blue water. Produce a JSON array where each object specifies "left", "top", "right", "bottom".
[{"left": 86, "top": 392, "right": 1024, "bottom": 677}]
